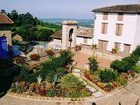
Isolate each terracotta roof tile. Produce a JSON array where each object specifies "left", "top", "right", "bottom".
[
  {"left": 52, "top": 27, "right": 93, "bottom": 39},
  {"left": 0, "top": 13, "right": 14, "bottom": 24},
  {"left": 92, "top": 4, "right": 140, "bottom": 14}
]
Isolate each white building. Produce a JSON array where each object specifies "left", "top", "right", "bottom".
[
  {"left": 92, "top": 4, "right": 140, "bottom": 54},
  {"left": 52, "top": 21, "right": 93, "bottom": 49}
]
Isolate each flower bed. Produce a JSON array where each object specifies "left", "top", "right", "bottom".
[
  {"left": 84, "top": 70, "right": 137, "bottom": 92},
  {"left": 10, "top": 50, "right": 92, "bottom": 98}
]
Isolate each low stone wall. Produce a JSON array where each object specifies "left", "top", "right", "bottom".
[{"left": 8, "top": 92, "right": 93, "bottom": 102}]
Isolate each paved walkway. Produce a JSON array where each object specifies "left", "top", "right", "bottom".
[
  {"left": 94, "top": 75, "right": 140, "bottom": 105},
  {"left": 73, "top": 52, "right": 112, "bottom": 69}
]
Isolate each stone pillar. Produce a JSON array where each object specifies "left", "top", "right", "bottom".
[{"left": 62, "top": 20, "right": 78, "bottom": 50}]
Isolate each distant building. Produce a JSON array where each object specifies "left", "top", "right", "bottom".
[
  {"left": 92, "top": 4, "right": 140, "bottom": 54},
  {"left": 12, "top": 34, "right": 23, "bottom": 42},
  {"left": 0, "top": 13, "right": 14, "bottom": 59}
]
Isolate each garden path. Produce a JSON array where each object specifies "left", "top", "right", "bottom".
[
  {"left": 72, "top": 69, "right": 105, "bottom": 98},
  {"left": 93, "top": 75, "right": 140, "bottom": 105},
  {"left": 73, "top": 52, "right": 112, "bottom": 69}
]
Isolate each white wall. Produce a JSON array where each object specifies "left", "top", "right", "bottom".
[
  {"left": 93, "top": 13, "right": 138, "bottom": 53},
  {"left": 76, "top": 37, "right": 92, "bottom": 45},
  {"left": 54, "top": 39, "right": 62, "bottom": 44},
  {"left": 133, "top": 15, "right": 140, "bottom": 51}
]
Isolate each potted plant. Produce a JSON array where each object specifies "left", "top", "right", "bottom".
[
  {"left": 92, "top": 44, "right": 97, "bottom": 50},
  {"left": 111, "top": 48, "right": 118, "bottom": 54}
]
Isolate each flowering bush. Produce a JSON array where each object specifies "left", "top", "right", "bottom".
[
  {"left": 46, "top": 49, "right": 55, "bottom": 57},
  {"left": 30, "top": 54, "right": 40, "bottom": 61},
  {"left": 14, "top": 56, "right": 26, "bottom": 64}
]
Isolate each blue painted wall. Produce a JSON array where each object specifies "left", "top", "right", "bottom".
[{"left": 0, "top": 36, "right": 8, "bottom": 59}]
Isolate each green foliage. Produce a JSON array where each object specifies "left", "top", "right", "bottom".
[
  {"left": 18, "top": 64, "right": 29, "bottom": 80},
  {"left": 132, "top": 46, "right": 140, "bottom": 56},
  {"left": 3, "top": 10, "right": 61, "bottom": 41},
  {"left": 99, "top": 69, "right": 118, "bottom": 83},
  {"left": 116, "top": 76, "right": 127, "bottom": 86},
  {"left": 111, "top": 55, "right": 139, "bottom": 73},
  {"left": 111, "top": 46, "right": 140, "bottom": 73},
  {"left": 36, "top": 29, "right": 53, "bottom": 41},
  {"left": 111, "top": 60, "right": 129, "bottom": 73},
  {"left": 60, "top": 50, "right": 74, "bottom": 66},
  {"left": 132, "top": 66, "right": 140, "bottom": 73},
  {"left": 88, "top": 56, "right": 98, "bottom": 72},
  {"left": 24, "top": 51, "right": 73, "bottom": 83},
  {"left": 59, "top": 73, "right": 90, "bottom": 98},
  {"left": 46, "top": 88, "right": 56, "bottom": 97}
]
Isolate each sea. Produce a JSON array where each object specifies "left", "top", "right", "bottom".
[{"left": 40, "top": 18, "right": 94, "bottom": 28}]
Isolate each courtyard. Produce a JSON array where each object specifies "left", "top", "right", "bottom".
[{"left": 73, "top": 52, "right": 113, "bottom": 69}]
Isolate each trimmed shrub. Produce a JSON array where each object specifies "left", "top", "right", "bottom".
[
  {"left": 111, "top": 55, "right": 139, "bottom": 73},
  {"left": 30, "top": 54, "right": 40, "bottom": 61},
  {"left": 110, "top": 60, "right": 128, "bottom": 73},
  {"left": 88, "top": 56, "right": 98, "bottom": 72},
  {"left": 132, "top": 46, "right": 140, "bottom": 56},
  {"left": 99, "top": 69, "right": 118, "bottom": 83},
  {"left": 132, "top": 66, "right": 140, "bottom": 73}
]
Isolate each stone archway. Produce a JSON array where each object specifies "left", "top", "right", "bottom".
[{"left": 62, "top": 20, "right": 78, "bottom": 49}]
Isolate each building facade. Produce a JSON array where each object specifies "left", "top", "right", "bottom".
[
  {"left": 0, "top": 13, "right": 14, "bottom": 58},
  {"left": 52, "top": 21, "right": 93, "bottom": 49},
  {"left": 92, "top": 4, "right": 140, "bottom": 54}
]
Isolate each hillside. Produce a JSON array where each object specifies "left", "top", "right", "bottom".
[{"left": 1, "top": 10, "right": 61, "bottom": 41}]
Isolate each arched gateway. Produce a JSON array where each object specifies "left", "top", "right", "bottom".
[{"left": 62, "top": 20, "right": 78, "bottom": 49}]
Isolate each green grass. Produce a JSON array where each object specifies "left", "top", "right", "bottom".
[{"left": 37, "top": 25, "right": 58, "bottom": 32}]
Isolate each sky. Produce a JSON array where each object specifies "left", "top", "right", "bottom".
[{"left": 0, "top": 0, "right": 138, "bottom": 19}]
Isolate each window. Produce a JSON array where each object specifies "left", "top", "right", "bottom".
[
  {"left": 114, "top": 42, "right": 120, "bottom": 50},
  {"left": 84, "top": 38, "right": 88, "bottom": 43},
  {"left": 124, "top": 44, "right": 131, "bottom": 54},
  {"left": 101, "top": 23, "right": 108, "bottom": 34},
  {"left": 116, "top": 24, "right": 123, "bottom": 36},
  {"left": 98, "top": 40, "right": 108, "bottom": 50},
  {"left": 117, "top": 14, "right": 123, "bottom": 21},
  {"left": 103, "top": 13, "right": 108, "bottom": 20}
]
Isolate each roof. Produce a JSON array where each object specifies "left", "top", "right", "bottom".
[
  {"left": 92, "top": 4, "right": 140, "bottom": 14},
  {"left": 76, "top": 27, "right": 93, "bottom": 38},
  {"left": 0, "top": 13, "right": 14, "bottom": 24},
  {"left": 62, "top": 20, "right": 78, "bottom": 25},
  {"left": 52, "top": 30, "right": 62, "bottom": 39},
  {"left": 52, "top": 27, "right": 93, "bottom": 39}
]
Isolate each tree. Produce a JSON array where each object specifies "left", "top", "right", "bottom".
[
  {"left": 88, "top": 56, "right": 98, "bottom": 72},
  {"left": 60, "top": 50, "right": 74, "bottom": 66},
  {"left": 37, "top": 29, "right": 53, "bottom": 41}
]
